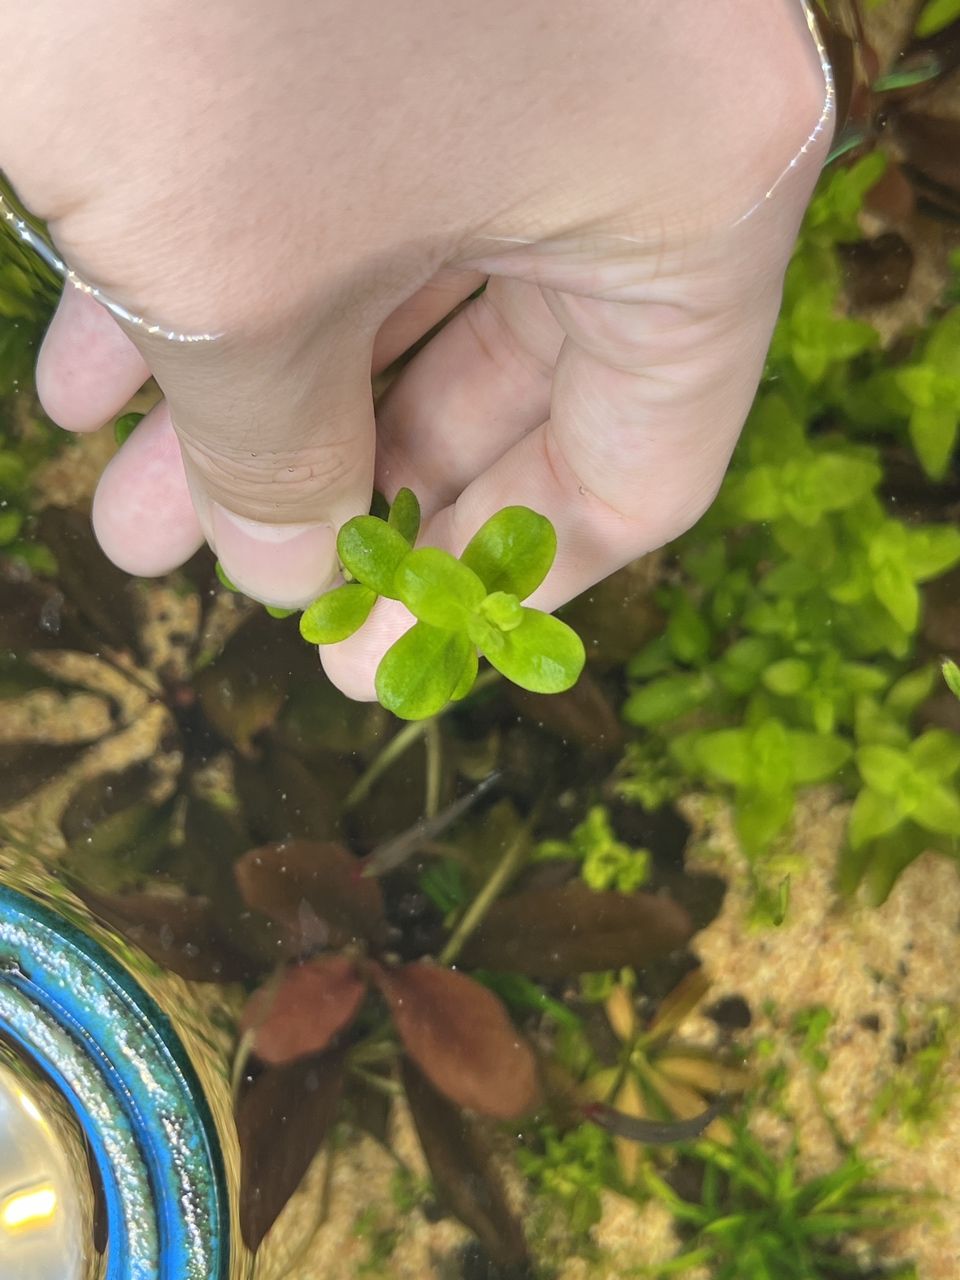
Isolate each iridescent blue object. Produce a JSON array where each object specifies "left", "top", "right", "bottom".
[{"left": 0, "top": 884, "right": 229, "bottom": 1280}]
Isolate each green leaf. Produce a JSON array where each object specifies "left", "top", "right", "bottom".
[
  {"left": 915, "top": 0, "right": 960, "bottom": 37},
  {"left": 627, "top": 635, "right": 674, "bottom": 679},
  {"left": 750, "top": 719, "right": 794, "bottom": 795},
  {"left": 375, "top": 623, "right": 473, "bottom": 719},
  {"left": 695, "top": 729, "right": 751, "bottom": 787},
  {"left": 916, "top": 783, "right": 960, "bottom": 837},
  {"left": 388, "top": 488, "right": 421, "bottom": 545},
  {"left": 790, "top": 732, "right": 853, "bottom": 784},
  {"left": 215, "top": 560, "right": 239, "bottom": 592},
  {"left": 113, "top": 411, "right": 144, "bottom": 447},
  {"left": 873, "top": 561, "right": 919, "bottom": 633},
  {"left": 478, "top": 608, "right": 584, "bottom": 694},
  {"left": 909, "top": 729, "right": 960, "bottom": 781},
  {"left": 735, "top": 787, "right": 794, "bottom": 853},
  {"left": 943, "top": 659, "right": 960, "bottom": 701},
  {"left": 909, "top": 405, "right": 957, "bottom": 481},
  {"left": 299, "top": 583, "right": 376, "bottom": 644},
  {"left": 665, "top": 596, "right": 711, "bottom": 664},
  {"left": 337, "top": 515, "right": 411, "bottom": 595},
  {"left": 762, "top": 658, "right": 812, "bottom": 697},
  {"left": 460, "top": 506, "right": 556, "bottom": 599},
  {"left": 450, "top": 646, "right": 479, "bottom": 701},
  {"left": 0, "top": 451, "right": 27, "bottom": 494},
  {"left": 848, "top": 787, "right": 904, "bottom": 849},
  {"left": 927, "top": 308, "right": 960, "bottom": 378},
  {"left": 857, "top": 744, "right": 912, "bottom": 796},
  {"left": 0, "top": 511, "right": 23, "bottom": 545},
  {"left": 872, "top": 63, "right": 942, "bottom": 92},
  {"left": 857, "top": 824, "right": 932, "bottom": 906},
  {"left": 622, "top": 672, "right": 712, "bottom": 728},
  {"left": 724, "top": 466, "right": 782, "bottom": 521},
  {"left": 479, "top": 591, "right": 524, "bottom": 632},
  {"left": 809, "top": 453, "right": 882, "bottom": 511},
  {"left": 904, "top": 524, "right": 960, "bottom": 581},
  {"left": 885, "top": 666, "right": 936, "bottom": 718},
  {"left": 394, "top": 547, "right": 486, "bottom": 628}
]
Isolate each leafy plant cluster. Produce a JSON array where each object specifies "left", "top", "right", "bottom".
[
  {"left": 619, "top": 155, "right": 960, "bottom": 904},
  {"left": 0, "top": 201, "right": 60, "bottom": 571},
  {"left": 521, "top": 975, "right": 919, "bottom": 1280},
  {"left": 298, "top": 488, "right": 585, "bottom": 719},
  {"left": 641, "top": 1117, "right": 918, "bottom": 1280},
  {"left": 533, "top": 803, "right": 652, "bottom": 893}
]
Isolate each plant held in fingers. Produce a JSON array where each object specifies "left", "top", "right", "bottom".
[{"left": 299, "top": 489, "right": 585, "bottom": 719}]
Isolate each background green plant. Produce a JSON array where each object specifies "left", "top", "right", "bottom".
[
  {"left": 0, "top": 198, "right": 61, "bottom": 572},
  {"left": 619, "top": 156, "right": 960, "bottom": 904}
]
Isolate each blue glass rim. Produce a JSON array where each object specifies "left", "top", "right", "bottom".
[{"left": 0, "top": 883, "right": 229, "bottom": 1280}]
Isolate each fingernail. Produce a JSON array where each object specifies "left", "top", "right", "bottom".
[{"left": 210, "top": 504, "right": 337, "bottom": 607}]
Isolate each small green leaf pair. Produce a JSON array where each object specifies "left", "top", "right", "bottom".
[{"left": 299, "top": 490, "right": 585, "bottom": 720}]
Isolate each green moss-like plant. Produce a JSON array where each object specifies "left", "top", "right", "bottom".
[
  {"left": 619, "top": 155, "right": 960, "bottom": 902},
  {"left": 642, "top": 1118, "right": 918, "bottom": 1280}
]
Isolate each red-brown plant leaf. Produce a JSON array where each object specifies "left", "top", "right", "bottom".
[
  {"left": 401, "top": 1058, "right": 528, "bottom": 1266},
  {"left": 370, "top": 962, "right": 541, "bottom": 1120},
  {"left": 242, "top": 956, "right": 367, "bottom": 1065},
  {"left": 839, "top": 232, "right": 914, "bottom": 308},
  {"left": 237, "top": 1050, "right": 345, "bottom": 1250},
  {"left": 459, "top": 883, "right": 693, "bottom": 978},
  {"left": 76, "top": 886, "right": 256, "bottom": 984},
  {"left": 894, "top": 109, "right": 960, "bottom": 198},
  {"left": 863, "top": 161, "right": 917, "bottom": 223},
  {"left": 507, "top": 667, "right": 624, "bottom": 752},
  {"left": 234, "top": 840, "right": 387, "bottom": 953}
]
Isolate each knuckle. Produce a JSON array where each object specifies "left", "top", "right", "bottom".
[{"left": 180, "top": 431, "right": 362, "bottom": 516}]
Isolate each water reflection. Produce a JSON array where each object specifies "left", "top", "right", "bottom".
[{"left": 0, "top": 1047, "right": 98, "bottom": 1280}]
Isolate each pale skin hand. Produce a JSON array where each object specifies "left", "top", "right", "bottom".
[{"left": 0, "top": 0, "right": 831, "bottom": 700}]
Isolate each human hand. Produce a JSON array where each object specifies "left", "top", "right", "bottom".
[{"left": 0, "top": 0, "right": 831, "bottom": 700}]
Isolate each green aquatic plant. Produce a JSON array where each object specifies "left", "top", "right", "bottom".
[
  {"left": 534, "top": 803, "right": 651, "bottom": 893},
  {"left": 943, "top": 658, "right": 960, "bottom": 700},
  {"left": 0, "top": 204, "right": 61, "bottom": 571},
  {"left": 0, "top": 190, "right": 58, "bottom": 397},
  {"left": 840, "top": 729, "right": 960, "bottom": 903},
  {"left": 299, "top": 488, "right": 585, "bottom": 719},
  {"left": 583, "top": 970, "right": 748, "bottom": 1184},
  {"left": 619, "top": 151, "right": 960, "bottom": 902},
  {"left": 891, "top": 308, "right": 960, "bottom": 481},
  {"left": 871, "top": 1003, "right": 959, "bottom": 1144},
  {"left": 915, "top": 0, "right": 960, "bottom": 37},
  {"left": 642, "top": 1118, "right": 918, "bottom": 1280}
]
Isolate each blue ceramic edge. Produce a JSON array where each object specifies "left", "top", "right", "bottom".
[{"left": 0, "top": 882, "right": 229, "bottom": 1280}]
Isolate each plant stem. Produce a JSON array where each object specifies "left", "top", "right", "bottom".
[
  {"left": 424, "top": 718, "right": 441, "bottom": 819},
  {"left": 343, "top": 669, "right": 501, "bottom": 811},
  {"left": 351, "top": 1066, "right": 402, "bottom": 1097},
  {"left": 345, "top": 720, "right": 425, "bottom": 810},
  {"left": 438, "top": 799, "right": 539, "bottom": 967}
]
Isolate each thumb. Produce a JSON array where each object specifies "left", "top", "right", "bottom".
[{"left": 95, "top": 321, "right": 376, "bottom": 608}]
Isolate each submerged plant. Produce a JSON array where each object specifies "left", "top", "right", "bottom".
[
  {"left": 221, "top": 830, "right": 698, "bottom": 1257},
  {"left": 583, "top": 970, "right": 748, "bottom": 1185},
  {"left": 642, "top": 1117, "right": 918, "bottom": 1280},
  {"left": 534, "top": 803, "right": 651, "bottom": 893},
  {"left": 619, "top": 147, "right": 960, "bottom": 902},
  {"left": 299, "top": 488, "right": 585, "bottom": 719},
  {"left": 0, "top": 199, "right": 62, "bottom": 570}
]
